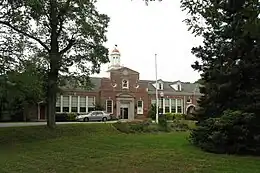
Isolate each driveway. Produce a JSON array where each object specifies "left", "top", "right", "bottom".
[{"left": 0, "top": 121, "right": 117, "bottom": 128}]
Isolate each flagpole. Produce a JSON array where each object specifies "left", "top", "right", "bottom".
[{"left": 155, "top": 54, "right": 159, "bottom": 124}]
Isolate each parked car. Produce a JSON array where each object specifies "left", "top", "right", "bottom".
[{"left": 75, "top": 111, "right": 111, "bottom": 122}]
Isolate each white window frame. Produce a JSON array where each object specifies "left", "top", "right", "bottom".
[
  {"left": 106, "top": 99, "right": 113, "bottom": 114},
  {"left": 56, "top": 95, "right": 61, "bottom": 113},
  {"left": 79, "top": 96, "right": 87, "bottom": 113},
  {"left": 164, "top": 98, "right": 170, "bottom": 113},
  {"left": 122, "top": 79, "right": 129, "bottom": 89},
  {"left": 137, "top": 100, "right": 143, "bottom": 115}
]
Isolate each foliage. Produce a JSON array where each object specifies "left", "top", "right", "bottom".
[
  {"left": 181, "top": 0, "right": 260, "bottom": 155},
  {"left": 184, "top": 113, "right": 196, "bottom": 121},
  {"left": 113, "top": 121, "right": 145, "bottom": 133},
  {"left": 165, "top": 113, "right": 185, "bottom": 120},
  {"left": 0, "top": 0, "right": 110, "bottom": 127},
  {"left": 149, "top": 105, "right": 184, "bottom": 121},
  {"left": 158, "top": 114, "right": 168, "bottom": 131},
  {"left": 94, "top": 102, "right": 104, "bottom": 111},
  {"left": 109, "top": 114, "right": 119, "bottom": 121},
  {"left": 190, "top": 110, "right": 260, "bottom": 155},
  {"left": 181, "top": 0, "right": 260, "bottom": 121},
  {"left": 165, "top": 113, "right": 174, "bottom": 120},
  {"left": 55, "top": 113, "right": 77, "bottom": 122},
  {"left": 113, "top": 119, "right": 160, "bottom": 133},
  {"left": 169, "top": 120, "right": 190, "bottom": 132},
  {"left": 0, "top": 62, "right": 46, "bottom": 121},
  {"left": 148, "top": 104, "right": 157, "bottom": 120}
]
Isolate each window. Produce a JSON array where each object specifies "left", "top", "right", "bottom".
[
  {"left": 158, "top": 99, "right": 163, "bottom": 113},
  {"left": 137, "top": 100, "right": 143, "bottom": 107},
  {"left": 158, "top": 83, "right": 163, "bottom": 90},
  {"left": 165, "top": 99, "right": 170, "bottom": 113},
  {"left": 122, "top": 79, "right": 129, "bottom": 89},
  {"left": 177, "top": 99, "right": 183, "bottom": 113},
  {"left": 71, "top": 96, "right": 78, "bottom": 113},
  {"left": 137, "top": 100, "right": 143, "bottom": 114},
  {"left": 171, "top": 99, "right": 176, "bottom": 113},
  {"left": 63, "top": 96, "right": 69, "bottom": 112},
  {"left": 151, "top": 99, "right": 156, "bottom": 105},
  {"left": 56, "top": 107, "right": 61, "bottom": 112},
  {"left": 56, "top": 95, "right": 61, "bottom": 112},
  {"left": 177, "top": 84, "right": 181, "bottom": 91},
  {"left": 106, "top": 100, "right": 113, "bottom": 114},
  {"left": 88, "top": 107, "right": 95, "bottom": 112},
  {"left": 80, "top": 96, "right": 86, "bottom": 113},
  {"left": 88, "top": 97, "right": 95, "bottom": 110}
]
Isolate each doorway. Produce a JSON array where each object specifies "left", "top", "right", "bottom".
[
  {"left": 120, "top": 107, "right": 129, "bottom": 119},
  {"left": 40, "top": 105, "right": 46, "bottom": 119}
]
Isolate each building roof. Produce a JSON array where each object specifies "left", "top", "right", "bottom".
[
  {"left": 139, "top": 79, "right": 202, "bottom": 95},
  {"left": 60, "top": 76, "right": 102, "bottom": 92},
  {"left": 112, "top": 48, "right": 120, "bottom": 53},
  {"left": 111, "top": 44, "right": 120, "bottom": 54},
  {"left": 61, "top": 76, "right": 201, "bottom": 96}
]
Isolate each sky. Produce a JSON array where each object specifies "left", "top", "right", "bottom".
[{"left": 92, "top": 0, "right": 203, "bottom": 83}]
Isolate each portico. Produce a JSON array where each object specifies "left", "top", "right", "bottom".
[{"left": 116, "top": 93, "right": 135, "bottom": 120}]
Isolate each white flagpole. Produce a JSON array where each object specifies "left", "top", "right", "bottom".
[{"left": 155, "top": 54, "right": 159, "bottom": 124}]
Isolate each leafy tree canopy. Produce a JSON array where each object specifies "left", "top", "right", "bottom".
[
  {"left": 0, "top": 0, "right": 111, "bottom": 127},
  {"left": 181, "top": 0, "right": 260, "bottom": 121}
]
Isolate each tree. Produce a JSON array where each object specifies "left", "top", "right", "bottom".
[
  {"left": 181, "top": 0, "right": 260, "bottom": 154},
  {"left": 0, "top": 60, "right": 46, "bottom": 121},
  {"left": 0, "top": 0, "right": 110, "bottom": 128},
  {"left": 181, "top": 0, "right": 260, "bottom": 121}
]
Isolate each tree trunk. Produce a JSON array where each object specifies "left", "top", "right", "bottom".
[
  {"left": 46, "top": 68, "right": 58, "bottom": 128},
  {"left": 46, "top": 0, "right": 60, "bottom": 128}
]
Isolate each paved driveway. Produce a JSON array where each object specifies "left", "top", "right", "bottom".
[{"left": 0, "top": 121, "right": 117, "bottom": 128}]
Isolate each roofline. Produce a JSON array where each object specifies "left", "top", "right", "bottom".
[{"left": 148, "top": 91, "right": 203, "bottom": 96}]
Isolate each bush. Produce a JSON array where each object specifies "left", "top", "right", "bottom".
[
  {"left": 158, "top": 114, "right": 168, "bottom": 131},
  {"left": 166, "top": 113, "right": 174, "bottom": 120},
  {"left": 190, "top": 110, "right": 260, "bottom": 155},
  {"left": 173, "top": 113, "right": 184, "bottom": 120},
  {"left": 169, "top": 120, "right": 190, "bottom": 132},
  {"left": 148, "top": 104, "right": 156, "bottom": 120},
  {"left": 113, "top": 119, "right": 157, "bottom": 133},
  {"left": 109, "top": 114, "right": 118, "bottom": 120},
  {"left": 56, "top": 113, "right": 77, "bottom": 122},
  {"left": 165, "top": 113, "right": 184, "bottom": 121},
  {"left": 67, "top": 113, "right": 77, "bottom": 121},
  {"left": 184, "top": 113, "right": 196, "bottom": 121}
]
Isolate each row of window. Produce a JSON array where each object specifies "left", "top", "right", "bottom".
[
  {"left": 55, "top": 96, "right": 144, "bottom": 114},
  {"left": 56, "top": 95, "right": 95, "bottom": 113},
  {"left": 151, "top": 99, "right": 184, "bottom": 114}
]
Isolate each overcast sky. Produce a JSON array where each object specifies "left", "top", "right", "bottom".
[{"left": 92, "top": 0, "right": 203, "bottom": 83}]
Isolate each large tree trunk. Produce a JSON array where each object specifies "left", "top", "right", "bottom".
[
  {"left": 46, "top": 66, "right": 58, "bottom": 128},
  {"left": 46, "top": 0, "right": 59, "bottom": 128}
]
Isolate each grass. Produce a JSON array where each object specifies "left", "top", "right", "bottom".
[{"left": 0, "top": 124, "right": 260, "bottom": 173}]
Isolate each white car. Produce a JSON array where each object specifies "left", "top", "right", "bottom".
[{"left": 75, "top": 111, "right": 111, "bottom": 122}]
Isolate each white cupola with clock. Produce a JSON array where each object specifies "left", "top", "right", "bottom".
[{"left": 108, "top": 44, "right": 121, "bottom": 70}]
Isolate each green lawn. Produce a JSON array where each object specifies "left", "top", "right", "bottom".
[{"left": 0, "top": 124, "right": 260, "bottom": 173}]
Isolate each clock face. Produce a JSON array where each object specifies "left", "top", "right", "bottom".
[{"left": 123, "top": 70, "right": 128, "bottom": 75}]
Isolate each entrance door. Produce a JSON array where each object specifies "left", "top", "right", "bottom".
[
  {"left": 120, "top": 107, "right": 129, "bottom": 119},
  {"left": 40, "top": 105, "right": 46, "bottom": 119}
]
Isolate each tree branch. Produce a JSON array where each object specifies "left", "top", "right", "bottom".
[
  {"left": 57, "top": 0, "right": 72, "bottom": 36},
  {"left": 0, "top": 21, "right": 50, "bottom": 52},
  {"left": 60, "top": 38, "right": 75, "bottom": 54}
]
